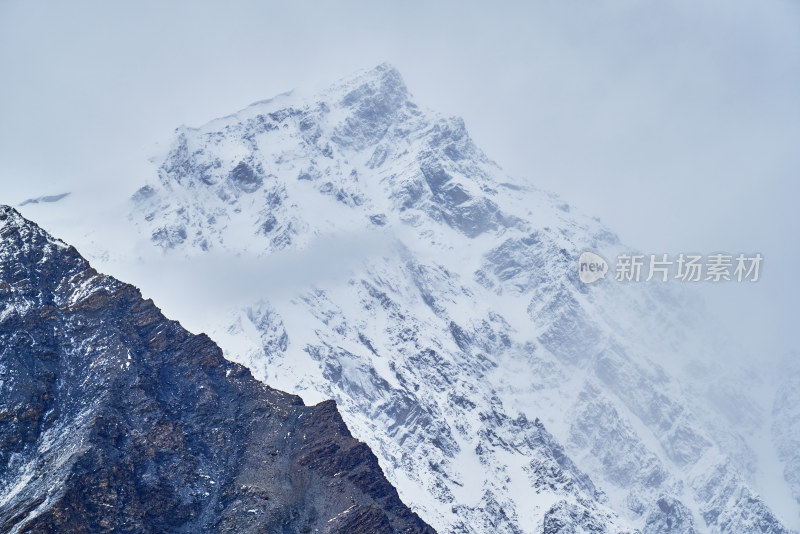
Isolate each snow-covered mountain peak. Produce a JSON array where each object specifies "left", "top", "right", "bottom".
[
  {"left": 0, "top": 205, "right": 24, "bottom": 228},
  {"left": 120, "top": 66, "right": 800, "bottom": 533},
  {"left": 0, "top": 205, "right": 70, "bottom": 257},
  {"left": 135, "top": 62, "right": 606, "bottom": 262}
]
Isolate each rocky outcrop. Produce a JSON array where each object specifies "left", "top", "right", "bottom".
[{"left": 0, "top": 205, "right": 435, "bottom": 534}]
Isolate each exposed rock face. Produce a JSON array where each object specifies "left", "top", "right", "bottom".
[
  {"left": 643, "top": 496, "right": 699, "bottom": 534},
  {"left": 0, "top": 205, "right": 435, "bottom": 534}
]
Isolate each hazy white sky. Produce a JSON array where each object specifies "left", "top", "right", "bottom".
[{"left": 1, "top": 0, "right": 798, "bottom": 354}]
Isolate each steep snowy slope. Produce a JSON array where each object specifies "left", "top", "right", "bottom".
[{"left": 122, "top": 64, "right": 796, "bottom": 533}]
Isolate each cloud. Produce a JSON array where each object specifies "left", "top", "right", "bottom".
[{"left": 118, "top": 229, "right": 396, "bottom": 327}]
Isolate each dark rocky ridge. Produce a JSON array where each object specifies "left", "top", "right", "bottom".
[{"left": 0, "top": 205, "right": 435, "bottom": 534}]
